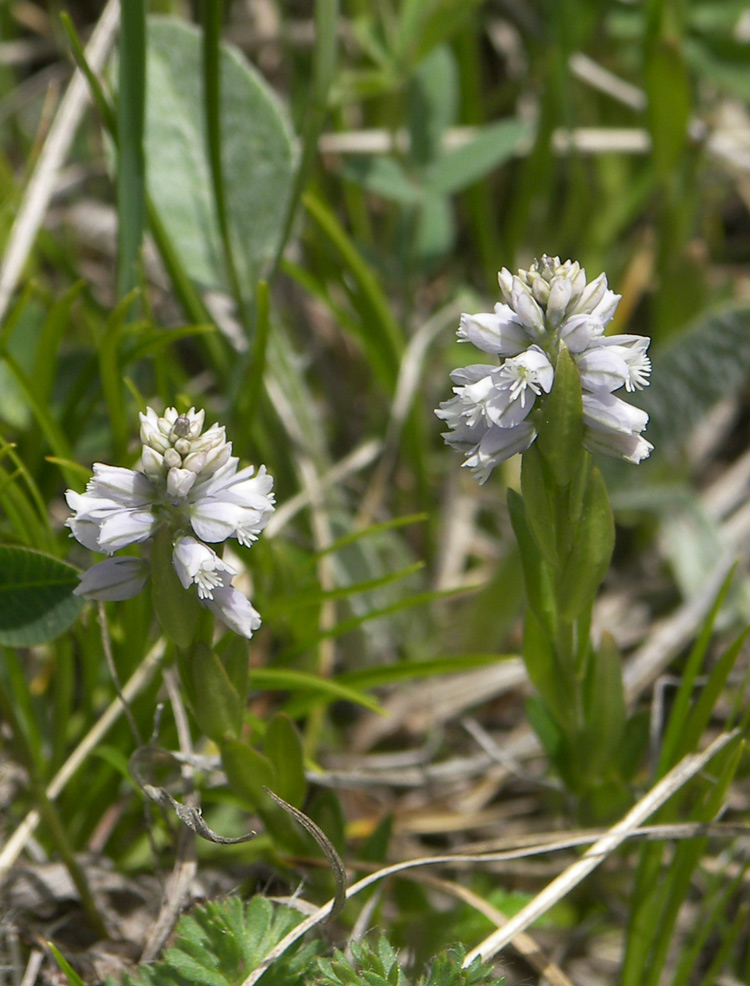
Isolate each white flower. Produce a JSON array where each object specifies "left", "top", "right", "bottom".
[
  {"left": 463, "top": 420, "right": 537, "bottom": 484},
  {"left": 74, "top": 557, "right": 149, "bottom": 600},
  {"left": 172, "top": 537, "right": 261, "bottom": 636},
  {"left": 64, "top": 465, "right": 158, "bottom": 554},
  {"left": 188, "top": 463, "right": 275, "bottom": 547},
  {"left": 437, "top": 255, "right": 653, "bottom": 481},
  {"left": 66, "top": 406, "right": 275, "bottom": 639},
  {"left": 458, "top": 306, "right": 529, "bottom": 356}
]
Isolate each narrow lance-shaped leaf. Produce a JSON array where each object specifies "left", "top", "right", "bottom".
[
  {"left": 177, "top": 643, "right": 243, "bottom": 743},
  {"left": 535, "top": 344, "right": 584, "bottom": 488},
  {"left": 507, "top": 488, "right": 557, "bottom": 638},
  {"left": 557, "top": 466, "right": 615, "bottom": 620},
  {"left": 520, "top": 444, "right": 558, "bottom": 569},
  {"left": 264, "top": 714, "right": 307, "bottom": 808},
  {"left": 582, "top": 632, "right": 626, "bottom": 778}
]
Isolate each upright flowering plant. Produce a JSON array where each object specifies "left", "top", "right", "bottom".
[
  {"left": 437, "top": 257, "right": 653, "bottom": 807},
  {"left": 66, "top": 409, "right": 313, "bottom": 834},
  {"left": 437, "top": 255, "right": 651, "bottom": 483},
  {"left": 66, "top": 406, "right": 275, "bottom": 640}
]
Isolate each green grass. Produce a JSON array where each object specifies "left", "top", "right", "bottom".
[{"left": 0, "top": 2, "right": 749, "bottom": 985}]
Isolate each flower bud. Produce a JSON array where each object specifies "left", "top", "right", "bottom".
[
  {"left": 497, "top": 267, "right": 514, "bottom": 304},
  {"left": 167, "top": 467, "right": 197, "bottom": 499},
  {"left": 573, "top": 272, "right": 607, "bottom": 316},
  {"left": 164, "top": 448, "right": 182, "bottom": 470},
  {"left": 546, "top": 277, "right": 573, "bottom": 329},
  {"left": 531, "top": 278, "right": 550, "bottom": 306},
  {"left": 141, "top": 445, "right": 165, "bottom": 480},
  {"left": 183, "top": 451, "right": 207, "bottom": 474}
]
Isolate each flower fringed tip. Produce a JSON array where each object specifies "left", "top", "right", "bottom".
[
  {"left": 65, "top": 406, "right": 275, "bottom": 639},
  {"left": 436, "top": 255, "right": 653, "bottom": 483}
]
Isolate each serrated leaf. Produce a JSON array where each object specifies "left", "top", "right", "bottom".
[
  {"left": 108, "top": 896, "right": 320, "bottom": 986},
  {"left": 0, "top": 547, "right": 83, "bottom": 645},
  {"left": 143, "top": 16, "right": 295, "bottom": 297}
]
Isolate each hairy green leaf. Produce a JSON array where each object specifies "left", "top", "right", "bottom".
[{"left": 0, "top": 547, "right": 83, "bottom": 646}]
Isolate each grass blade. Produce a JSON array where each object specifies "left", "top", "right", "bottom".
[{"left": 116, "top": 0, "right": 146, "bottom": 301}]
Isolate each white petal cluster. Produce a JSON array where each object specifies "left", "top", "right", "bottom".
[
  {"left": 65, "top": 407, "right": 275, "bottom": 638},
  {"left": 436, "top": 255, "right": 653, "bottom": 483}
]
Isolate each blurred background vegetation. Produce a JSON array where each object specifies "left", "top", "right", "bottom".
[{"left": 1, "top": 1, "right": 750, "bottom": 984}]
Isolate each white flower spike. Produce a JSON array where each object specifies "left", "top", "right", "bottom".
[
  {"left": 437, "top": 255, "right": 652, "bottom": 482},
  {"left": 66, "top": 406, "right": 275, "bottom": 638}
]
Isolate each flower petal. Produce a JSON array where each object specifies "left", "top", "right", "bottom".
[
  {"left": 204, "top": 584, "right": 262, "bottom": 638},
  {"left": 74, "top": 557, "right": 150, "bottom": 600}
]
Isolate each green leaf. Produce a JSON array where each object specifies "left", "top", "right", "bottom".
[
  {"left": 520, "top": 445, "right": 557, "bottom": 569},
  {"left": 143, "top": 16, "right": 295, "bottom": 297},
  {"left": 524, "top": 693, "right": 563, "bottom": 765},
  {"left": 116, "top": 0, "right": 146, "bottom": 300},
  {"left": 150, "top": 525, "right": 200, "bottom": 649},
  {"left": 646, "top": 37, "right": 691, "bottom": 180},
  {"left": 264, "top": 714, "right": 307, "bottom": 808},
  {"left": 220, "top": 737, "right": 275, "bottom": 812},
  {"left": 302, "top": 191, "right": 404, "bottom": 388},
  {"left": 48, "top": 943, "right": 86, "bottom": 986},
  {"left": 217, "top": 634, "right": 250, "bottom": 708},
  {"left": 0, "top": 547, "right": 84, "bottom": 646},
  {"left": 413, "top": 192, "right": 454, "bottom": 263},
  {"left": 342, "top": 156, "right": 424, "bottom": 206},
  {"left": 178, "top": 643, "right": 243, "bottom": 742},
  {"left": 582, "top": 633, "right": 626, "bottom": 777},
  {"left": 507, "top": 488, "right": 556, "bottom": 637},
  {"left": 426, "top": 119, "right": 528, "bottom": 196},
  {"left": 557, "top": 466, "right": 615, "bottom": 620},
  {"left": 522, "top": 609, "right": 574, "bottom": 732},
  {"left": 249, "top": 667, "right": 383, "bottom": 714},
  {"left": 535, "top": 345, "right": 583, "bottom": 488},
  {"left": 408, "top": 45, "right": 458, "bottom": 166},
  {"left": 657, "top": 566, "right": 736, "bottom": 775},
  {"left": 111, "top": 896, "right": 320, "bottom": 986},
  {"left": 676, "top": 627, "right": 748, "bottom": 763},
  {"left": 395, "top": 0, "right": 487, "bottom": 67}
]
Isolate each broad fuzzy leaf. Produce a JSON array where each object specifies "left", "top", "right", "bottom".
[
  {"left": 0, "top": 547, "right": 84, "bottom": 646},
  {"left": 142, "top": 17, "right": 295, "bottom": 297}
]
